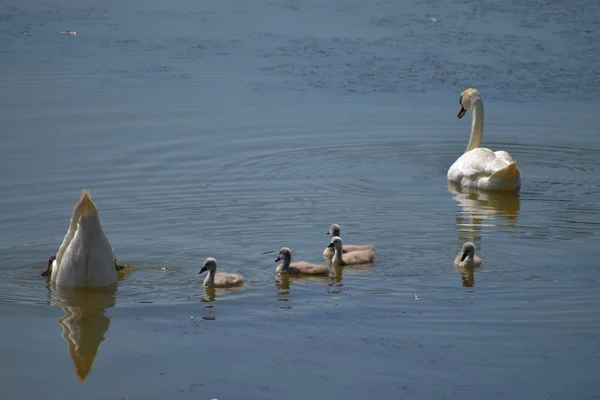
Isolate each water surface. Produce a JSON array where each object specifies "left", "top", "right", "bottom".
[{"left": 1, "top": 0, "right": 600, "bottom": 398}]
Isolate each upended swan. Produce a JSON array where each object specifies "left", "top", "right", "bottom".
[
  {"left": 275, "top": 247, "right": 330, "bottom": 275},
  {"left": 447, "top": 88, "right": 521, "bottom": 191},
  {"left": 327, "top": 236, "right": 374, "bottom": 267},
  {"left": 44, "top": 189, "right": 119, "bottom": 288},
  {"left": 453, "top": 242, "right": 482, "bottom": 268},
  {"left": 199, "top": 258, "right": 244, "bottom": 288},
  {"left": 323, "top": 224, "right": 374, "bottom": 262}
]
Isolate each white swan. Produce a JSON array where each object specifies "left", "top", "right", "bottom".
[
  {"left": 199, "top": 258, "right": 244, "bottom": 288},
  {"left": 323, "top": 224, "right": 374, "bottom": 262},
  {"left": 327, "top": 236, "right": 374, "bottom": 267},
  {"left": 447, "top": 88, "right": 521, "bottom": 191},
  {"left": 275, "top": 247, "right": 330, "bottom": 276},
  {"left": 48, "top": 190, "right": 118, "bottom": 288},
  {"left": 453, "top": 242, "right": 482, "bottom": 268}
]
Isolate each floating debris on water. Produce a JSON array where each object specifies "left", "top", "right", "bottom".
[
  {"left": 57, "top": 30, "right": 76, "bottom": 35},
  {"left": 414, "top": 294, "right": 421, "bottom": 300}
]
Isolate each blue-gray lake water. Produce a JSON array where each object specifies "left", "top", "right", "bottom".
[{"left": 1, "top": 0, "right": 599, "bottom": 398}]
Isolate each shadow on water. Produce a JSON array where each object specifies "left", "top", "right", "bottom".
[
  {"left": 448, "top": 182, "right": 520, "bottom": 287},
  {"left": 50, "top": 284, "right": 117, "bottom": 382}
]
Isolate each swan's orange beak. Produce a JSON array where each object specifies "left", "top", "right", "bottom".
[{"left": 457, "top": 106, "right": 467, "bottom": 119}]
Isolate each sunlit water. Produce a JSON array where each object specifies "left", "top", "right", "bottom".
[{"left": 1, "top": 0, "right": 599, "bottom": 398}]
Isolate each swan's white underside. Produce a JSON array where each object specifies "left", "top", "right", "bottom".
[{"left": 51, "top": 213, "right": 117, "bottom": 288}]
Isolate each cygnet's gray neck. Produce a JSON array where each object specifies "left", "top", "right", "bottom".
[
  {"left": 205, "top": 269, "right": 216, "bottom": 285},
  {"left": 332, "top": 246, "right": 343, "bottom": 264}
]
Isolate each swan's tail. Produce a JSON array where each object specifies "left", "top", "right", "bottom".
[
  {"left": 74, "top": 189, "right": 99, "bottom": 219},
  {"left": 488, "top": 162, "right": 521, "bottom": 191}
]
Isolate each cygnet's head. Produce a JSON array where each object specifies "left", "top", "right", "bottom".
[
  {"left": 327, "top": 223, "right": 341, "bottom": 236},
  {"left": 327, "top": 236, "right": 343, "bottom": 250},
  {"left": 457, "top": 88, "right": 481, "bottom": 119},
  {"left": 460, "top": 242, "right": 476, "bottom": 262},
  {"left": 199, "top": 257, "right": 218, "bottom": 274},
  {"left": 275, "top": 247, "right": 292, "bottom": 263}
]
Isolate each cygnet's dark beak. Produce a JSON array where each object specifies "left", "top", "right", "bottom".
[
  {"left": 199, "top": 266, "right": 208, "bottom": 274},
  {"left": 326, "top": 231, "right": 330, "bottom": 235},
  {"left": 457, "top": 105, "right": 467, "bottom": 119},
  {"left": 460, "top": 252, "right": 468, "bottom": 262},
  {"left": 327, "top": 242, "right": 335, "bottom": 248},
  {"left": 275, "top": 256, "right": 281, "bottom": 263}
]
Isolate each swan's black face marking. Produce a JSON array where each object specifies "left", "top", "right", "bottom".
[
  {"left": 460, "top": 252, "right": 468, "bottom": 262},
  {"left": 457, "top": 93, "right": 468, "bottom": 118},
  {"left": 199, "top": 266, "right": 208, "bottom": 274},
  {"left": 275, "top": 255, "right": 281, "bottom": 262},
  {"left": 327, "top": 242, "right": 335, "bottom": 248}
]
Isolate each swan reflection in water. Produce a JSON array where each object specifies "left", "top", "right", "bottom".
[
  {"left": 448, "top": 182, "right": 520, "bottom": 287},
  {"left": 50, "top": 284, "right": 116, "bottom": 382}
]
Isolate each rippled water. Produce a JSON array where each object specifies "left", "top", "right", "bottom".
[{"left": 1, "top": 0, "right": 600, "bottom": 398}]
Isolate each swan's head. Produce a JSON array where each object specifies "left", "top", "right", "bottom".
[
  {"left": 327, "top": 224, "right": 341, "bottom": 236},
  {"left": 327, "top": 236, "right": 343, "bottom": 250},
  {"left": 460, "top": 242, "right": 476, "bottom": 262},
  {"left": 275, "top": 247, "right": 292, "bottom": 263},
  {"left": 457, "top": 88, "right": 481, "bottom": 119},
  {"left": 199, "top": 257, "right": 218, "bottom": 274}
]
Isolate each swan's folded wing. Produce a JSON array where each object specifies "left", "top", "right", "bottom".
[
  {"left": 449, "top": 148, "right": 514, "bottom": 180},
  {"left": 54, "top": 228, "right": 89, "bottom": 287},
  {"left": 85, "top": 226, "right": 118, "bottom": 288}
]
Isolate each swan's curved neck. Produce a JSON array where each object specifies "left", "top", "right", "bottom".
[
  {"left": 281, "top": 257, "right": 291, "bottom": 270},
  {"left": 465, "top": 98, "right": 484, "bottom": 153}
]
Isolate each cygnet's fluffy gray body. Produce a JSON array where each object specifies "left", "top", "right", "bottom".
[
  {"left": 323, "top": 224, "right": 374, "bottom": 262},
  {"left": 327, "top": 236, "right": 375, "bottom": 267},
  {"left": 453, "top": 242, "right": 482, "bottom": 268},
  {"left": 276, "top": 247, "right": 330, "bottom": 275},
  {"left": 199, "top": 257, "right": 244, "bottom": 288}
]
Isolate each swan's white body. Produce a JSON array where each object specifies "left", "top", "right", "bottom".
[
  {"left": 50, "top": 190, "right": 118, "bottom": 288},
  {"left": 447, "top": 88, "right": 521, "bottom": 191},
  {"left": 199, "top": 258, "right": 244, "bottom": 288}
]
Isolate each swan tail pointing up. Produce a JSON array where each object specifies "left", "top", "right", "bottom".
[
  {"left": 75, "top": 189, "right": 99, "bottom": 219},
  {"left": 488, "top": 162, "right": 521, "bottom": 191}
]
